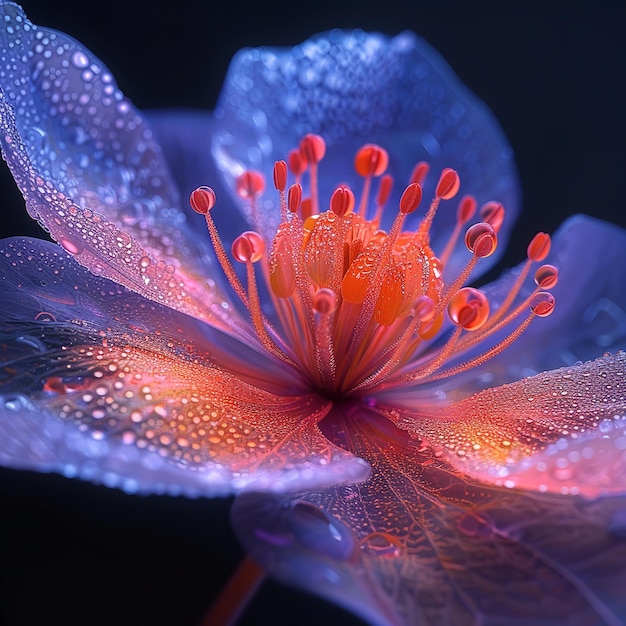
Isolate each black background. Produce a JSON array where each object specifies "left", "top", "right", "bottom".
[{"left": 1, "top": 1, "right": 625, "bottom": 625}]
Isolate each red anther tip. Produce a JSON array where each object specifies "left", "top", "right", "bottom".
[
  {"left": 527, "top": 232, "right": 551, "bottom": 262},
  {"left": 436, "top": 168, "right": 460, "bottom": 200},
  {"left": 288, "top": 149, "right": 306, "bottom": 175},
  {"left": 534, "top": 264, "right": 559, "bottom": 289},
  {"left": 232, "top": 231, "right": 265, "bottom": 263},
  {"left": 312, "top": 288, "right": 337, "bottom": 315},
  {"left": 530, "top": 291, "right": 556, "bottom": 317},
  {"left": 299, "top": 134, "right": 326, "bottom": 164},
  {"left": 410, "top": 161, "right": 430, "bottom": 186},
  {"left": 479, "top": 201, "right": 505, "bottom": 232},
  {"left": 465, "top": 222, "right": 497, "bottom": 258},
  {"left": 399, "top": 182, "right": 422, "bottom": 214},
  {"left": 448, "top": 287, "right": 490, "bottom": 331},
  {"left": 457, "top": 195, "right": 477, "bottom": 224},
  {"left": 190, "top": 186, "right": 216, "bottom": 215},
  {"left": 376, "top": 174, "right": 393, "bottom": 206},
  {"left": 236, "top": 170, "right": 265, "bottom": 199},
  {"left": 287, "top": 183, "right": 302, "bottom": 214},
  {"left": 331, "top": 185, "right": 355, "bottom": 216},
  {"left": 273, "top": 160, "right": 288, "bottom": 192},
  {"left": 354, "top": 144, "right": 389, "bottom": 178}
]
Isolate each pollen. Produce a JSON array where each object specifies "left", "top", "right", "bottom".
[{"left": 191, "top": 135, "right": 557, "bottom": 397}]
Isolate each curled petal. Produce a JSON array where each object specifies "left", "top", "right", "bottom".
[
  {"left": 213, "top": 29, "right": 519, "bottom": 278},
  {"left": 382, "top": 352, "right": 626, "bottom": 497},
  {"left": 0, "top": 3, "right": 242, "bottom": 334}
]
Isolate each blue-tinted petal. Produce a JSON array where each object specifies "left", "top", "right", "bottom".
[
  {"left": 147, "top": 109, "right": 251, "bottom": 246},
  {"left": 0, "top": 237, "right": 369, "bottom": 495},
  {"left": 0, "top": 2, "right": 242, "bottom": 332},
  {"left": 477, "top": 215, "right": 626, "bottom": 385},
  {"left": 233, "top": 404, "right": 626, "bottom": 625},
  {"left": 213, "top": 29, "right": 519, "bottom": 277}
]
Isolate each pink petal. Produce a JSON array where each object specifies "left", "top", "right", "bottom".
[
  {"left": 381, "top": 352, "right": 626, "bottom": 497},
  {"left": 0, "top": 237, "right": 369, "bottom": 495}
]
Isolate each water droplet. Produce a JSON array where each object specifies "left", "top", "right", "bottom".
[
  {"left": 71, "top": 50, "right": 89, "bottom": 69},
  {"left": 60, "top": 236, "right": 83, "bottom": 255}
]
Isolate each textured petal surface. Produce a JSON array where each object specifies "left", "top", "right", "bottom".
[
  {"left": 0, "top": 2, "right": 242, "bottom": 333},
  {"left": 213, "top": 29, "right": 519, "bottom": 277},
  {"left": 381, "top": 352, "right": 626, "bottom": 498},
  {"left": 0, "top": 237, "right": 369, "bottom": 495},
  {"left": 234, "top": 405, "right": 626, "bottom": 625}
]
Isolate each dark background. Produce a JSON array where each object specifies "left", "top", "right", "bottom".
[{"left": 1, "top": 1, "right": 625, "bottom": 625}]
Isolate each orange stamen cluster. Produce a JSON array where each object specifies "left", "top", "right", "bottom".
[{"left": 190, "top": 134, "right": 557, "bottom": 397}]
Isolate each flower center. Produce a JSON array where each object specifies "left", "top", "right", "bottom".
[{"left": 190, "top": 134, "right": 557, "bottom": 398}]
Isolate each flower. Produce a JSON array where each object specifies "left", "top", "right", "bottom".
[{"left": 1, "top": 2, "right": 626, "bottom": 625}]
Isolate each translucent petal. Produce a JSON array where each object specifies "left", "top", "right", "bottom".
[
  {"left": 381, "top": 352, "right": 626, "bottom": 498},
  {"left": 213, "top": 29, "right": 519, "bottom": 277},
  {"left": 233, "top": 404, "right": 626, "bottom": 625},
  {"left": 481, "top": 215, "right": 626, "bottom": 377},
  {"left": 0, "top": 2, "right": 241, "bottom": 333},
  {"left": 0, "top": 237, "right": 369, "bottom": 495}
]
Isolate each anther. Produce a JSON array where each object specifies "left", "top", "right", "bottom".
[
  {"left": 465, "top": 222, "right": 497, "bottom": 258},
  {"left": 534, "top": 264, "right": 558, "bottom": 289},
  {"left": 355, "top": 144, "right": 389, "bottom": 177},
  {"left": 299, "top": 134, "right": 326, "bottom": 164},
  {"left": 410, "top": 161, "right": 430, "bottom": 186},
  {"left": 377, "top": 175, "right": 393, "bottom": 208},
  {"left": 235, "top": 171, "right": 265, "bottom": 200},
  {"left": 331, "top": 185, "right": 355, "bottom": 217},
  {"left": 458, "top": 195, "right": 477, "bottom": 223},
  {"left": 479, "top": 201, "right": 505, "bottom": 233},
  {"left": 288, "top": 183, "right": 302, "bottom": 214},
  {"left": 448, "top": 287, "right": 490, "bottom": 331},
  {"left": 530, "top": 291, "right": 556, "bottom": 317},
  {"left": 527, "top": 232, "right": 551, "bottom": 262},
  {"left": 273, "top": 160, "right": 287, "bottom": 192},
  {"left": 232, "top": 231, "right": 265, "bottom": 264},
  {"left": 399, "top": 183, "right": 422, "bottom": 215},
  {"left": 288, "top": 149, "right": 306, "bottom": 180},
  {"left": 436, "top": 168, "right": 460, "bottom": 200},
  {"left": 190, "top": 186, "right": 216, "bottom": 215}
]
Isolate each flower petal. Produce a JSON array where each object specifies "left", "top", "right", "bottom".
[
  {"left": 0, "top": 2, "right": 242, "bottom": 333},
  {"left": 213, "top": 29, "right": 519, "bottom": 276},
  {"left": 233, "top": 405, "right": 626, "bottom": 625},
  {"left": 381, "top": 352, "right": 626, "bottom": 497},
  {"left": 483, "top": 215, "right": 626, "bottom": 376},
  {"left": 0, "top": 237, "right": 369, "bottom": 495}
]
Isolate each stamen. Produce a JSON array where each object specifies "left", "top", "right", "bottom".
[
  {"left": 236, "top": 171, "right": 265, "bottom": 229},
  {"left": 439, "top": 195, "right": 477, "bottom": 267},
  {"left": 418, "top": 168, "right": 460, "bottom": 237},
  {"left": 190, "top": 186, "right": 248, "bottom": 305},
  {"left": 299, "top": 134, "right": 326, "bottom": 215},
  {"left": 273, "top": 160, "right": 288, "bottom": 220},
  {"left": 193, "top": 133, "right": 558, "bottom": 399},
  {"left": 420, "top": 291, "right": 556, "bottom": 384},
  {"left": 233, "top": 231, "right": 294, "bottom": 364},
  {"left": 313, "top": 288, "right": 338, "bottom": 387},
  {"left": 480, "top": 201, "right": 505, "bottom": 233},
  {"left": 373, "top": 174, "right": 394, "bottom": 225},
  {"left": 355, "top": 144, "right": 389, "bottom": 217}
]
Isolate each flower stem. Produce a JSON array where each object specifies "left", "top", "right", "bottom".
[{"left": 200, "top": 556, "right": 266, "bottom": 626}]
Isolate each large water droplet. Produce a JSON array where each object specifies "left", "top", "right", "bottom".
[{"left": 71, "top": 50, "right": 89, "bottom": 69}]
